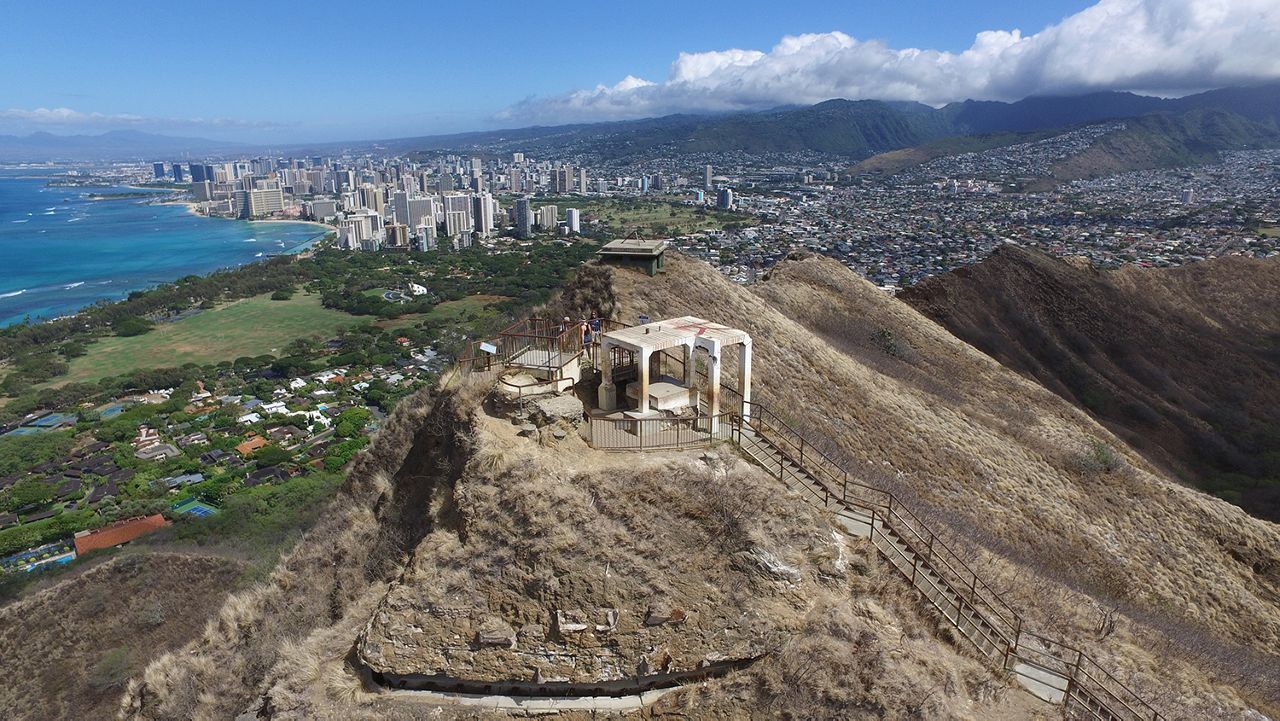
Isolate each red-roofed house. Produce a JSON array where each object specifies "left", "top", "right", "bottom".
[{"left": 74, "top": 514, "right": 169, "bottom": 556}]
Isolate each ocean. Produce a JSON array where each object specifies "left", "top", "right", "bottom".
[{"left": 0, "top": 170, "right": 327, "bottom": 328}]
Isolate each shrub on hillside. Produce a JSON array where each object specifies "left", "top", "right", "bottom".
[
  {"left": 115, "top": 317, "right": 154, "bottom": 337},
  {"left": 1076, "top": 440, "right": 1124, "bottom": 476}
]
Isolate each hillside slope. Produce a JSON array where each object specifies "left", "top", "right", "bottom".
[
  {"left": 614, "top": 253, "right": 1280, "bottom": 713},
  {"left": 0, "top": 553, "right": 246, "bottom": 721},
  {"left": 119, "top": 253, "right": 1279, "bottom": 719},
  {"left": 899, "top": 246, "right": 1280, "bottom": 521}
]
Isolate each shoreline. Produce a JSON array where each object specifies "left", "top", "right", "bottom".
[{"left": 251, "top": 218, "right": 333, "bottom": 232}]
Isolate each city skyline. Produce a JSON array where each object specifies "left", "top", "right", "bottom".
[{"left": 3, "top": 0, "right": 1278, "bottom": 144}]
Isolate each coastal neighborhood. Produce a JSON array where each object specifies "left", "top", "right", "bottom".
[{"left": 0, "top": 345, "right": 439, "bottom": 574}]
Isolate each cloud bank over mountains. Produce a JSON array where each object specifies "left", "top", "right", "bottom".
[
  {"left": 0, "top": 107, "right": 284, "bottom": 136},
  {"left": 499, "top": 0, "right": 1280, "bottom": 124}
]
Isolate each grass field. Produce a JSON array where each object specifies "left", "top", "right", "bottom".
[
  {"left": 532, "top": 197, "right": 755, "bottom": 237},
  {"left": 1259, "top": 225, "right": 1280, "bottom": 238},
  {"left": 54, "top": 293, "right": 362, "bottom": 386},
  {"left": 373, "top": 294, "right": 510, "bottom": 331}
]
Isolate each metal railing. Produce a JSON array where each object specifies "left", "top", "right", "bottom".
[
  {"left": 589, "top": 411, "right": 736, "bottom": 451},
  {"left": 737, "top": 400, "right": 1161, "bottom": 721}
]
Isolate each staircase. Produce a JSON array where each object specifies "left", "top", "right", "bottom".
[{"left": 731, "top": 405, "right": 1162, "bottom": 721}]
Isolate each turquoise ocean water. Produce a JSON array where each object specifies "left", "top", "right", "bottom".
[{"left": 0, "top": 170, "right": 325, "bottom": 327}]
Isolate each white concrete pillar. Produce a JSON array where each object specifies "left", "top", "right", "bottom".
[
  {"left": 739, "top": 339, "right": 752, "bottom": 420},
  {"left": 637, "top": 348, "right": 652, "bottom": 414},
  {"left": 682, "top": 342, "right": 695, "bottom": 388},
  {"left": 598, "top": 340, "right": 616, "bottom": 411},
  {"left": 707, "top": 340, "right": 722, "bottom": 432}
]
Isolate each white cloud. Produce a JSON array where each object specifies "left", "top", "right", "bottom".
[
  {"left": 499, "top": 0, "right": 1280, "bottom": 124},
  {"left": 0, "top": 107, "right": 145, "bottom": 125},
  {"left": 0, "top": 107, "right": 283, "bottom": 132}
]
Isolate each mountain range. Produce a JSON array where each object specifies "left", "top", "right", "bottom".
[
  {"left": 0, "top": 129, "right": 247, "bottom": 163},
  {"left": 3, "top": 83, "right": 1278, "bottom": 165}
]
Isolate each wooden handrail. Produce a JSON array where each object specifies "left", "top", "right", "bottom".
[{"left": 738, "top": 400, "right": 1161, "bottom": 721}]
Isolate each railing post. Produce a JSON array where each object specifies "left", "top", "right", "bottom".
[{"left": 910, "top": 552, "right": 919, "bottom": 586}]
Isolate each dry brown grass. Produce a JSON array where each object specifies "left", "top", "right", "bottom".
[
  {"left": 347, "top": 400, "right": 1048, "bottom": 719},
  {"left": 0, "top": 552, "right": 246, "bottom": 721},
  {"left": 121, "top": 385, "right": 475, "bottom": 719},
  {"left": 613, "top": 252, "right": 1280, "bottom": 716}
]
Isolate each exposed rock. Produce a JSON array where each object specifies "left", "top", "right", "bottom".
[
  {"left": 531, "top": 393, "right": 585, "bottom": 426},
  {"left": 555, "top": 609, "right": 589, "bottom": 635},
  {"left": 644, "top": 603, "right": 687, "bottom": 626},
  {"left": 595, "top": 608, "right": 620, "bottom": 634},
  {"left": 475, "top": 618, "right": 517, "bottom": 648}
]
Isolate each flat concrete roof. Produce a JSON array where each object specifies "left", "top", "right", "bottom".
[
  {"left": 602, "top": 316, "right": 749, "bottom": 353},
  {"left": 598, "top": 238, "right": 667, "bottom": 257}
]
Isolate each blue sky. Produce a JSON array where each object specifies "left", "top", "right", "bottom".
[{"left": 0, "top": 0, "right": 1275, "bottom": 143}]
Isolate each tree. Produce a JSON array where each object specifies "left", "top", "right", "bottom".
[
  {"left": 115, "top": 317, "right": 154, "bottom": 337},
  {"left": 3, "top": 480, "right": 55, "bottom": 512},
  {"left": 334, "top": 407, "right": 372, "bottom": 438},
  {"left": 253, "top": 444, "right": 293, "bottom": 467}
]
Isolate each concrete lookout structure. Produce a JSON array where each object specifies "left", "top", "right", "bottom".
[
  {"left": 597, "top": 238, "right": 666, "bottom": 276},
  {"left": 596, "top": 316, "right": 751, "bottom": 433}
]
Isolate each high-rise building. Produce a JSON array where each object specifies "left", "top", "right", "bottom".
[
  {"left": 472, "top": 192, "right": 494, "bottom": 237},
  {"left": 392, "top": 190, "right": 410, "bottom": 227},
  {"left": 244, "top": 186, "right": 285, "bottom": 217},
  {"left": 360, "top": 184, "right": 384, "bottom": 213},
  {"left": 385, "top": 223, "right": 410, "bottom": 249},
  {"left": 172, "top": 164, "right": 185, "bottom": 183},
  {"left": 704, "top": 164, "right": 713, "bottom": 189},
  {"left": 415, "top": 223, "right": 438, "bottom": 251},
  {"left": 577, "top": 167, "right": 588, "bottom": 193},
  {"left": 515, "top": 197, "right": 532, "bottom": 239},
  {"left": 511, "top": 152, "right": 524, "bottom": 163},
  {"left": 309, "top": 199, "right": 338, "bottom": 220},
  {"left": 441, "top": 193, "right": 472, "bottom": 229},
  {"left": 192, "top": 181, "right": 214, "bottom": 202},
  {"left": 189, "top": 164, "right": 206, "bottom": 183},
  {"left": 153, "top": 162, "right": 165, "bottom": 179},
  {"left": 406, "top": 197, "right": 436, "bottom": 230},
  {"left": 538, "top": 204, "right": 558, "bottom": 229},
  {"left": 716, "top": 188, "right": 734, "bottom": 210},
  {"left": 339, "top": 209, "right": 381, "bottom": 251},
  {"left": 444, "top": 209, "right": 469, "bottom": 238},
  {"left": 565, "top": 208, "right": 581, "bottom": 234}
]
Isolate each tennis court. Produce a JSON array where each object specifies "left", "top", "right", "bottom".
[{"left": 171, "top": 498, "right": 219, "bottom": 517}]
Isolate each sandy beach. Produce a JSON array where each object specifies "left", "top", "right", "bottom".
[{"left": 250, "top": 218, "right": 333, "bottom": 231}]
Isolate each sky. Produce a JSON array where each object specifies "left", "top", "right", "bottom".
[{"left": 0, "top": 0, "right": 1277, "bottom": 144}]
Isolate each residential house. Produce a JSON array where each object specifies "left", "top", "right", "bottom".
[
  {"left": 135, "top": 443, "right": 180, "bottom": 461},
  {"left": 156, "top": 473, "right": 204, "bottom": 490},
  {"left": 74, "top": 514, "right": 169, "bottom": 555},
  {"left": 235, "top": 435, "right": 269, "bottom": 457}
]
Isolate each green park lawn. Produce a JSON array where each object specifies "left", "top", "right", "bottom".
[
  {"left": 531, "top": 197, "right": 755, "bottom": 237},
  {"left": 374, "top": 294, "right": 509, "bottom": 331},
  {"left": 1259, "top": 225, "right": 1280, "bottom": 238},
  {"left": 53, "top": 293, "right": 362, "bottom": 386}
]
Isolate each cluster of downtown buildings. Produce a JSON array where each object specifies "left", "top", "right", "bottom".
[
  {"left": 151, "top": 154, "right": 738, "bottom": 253},
  {"left": 142, "top": 122, "right": 1279, "bottom": 291}
]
